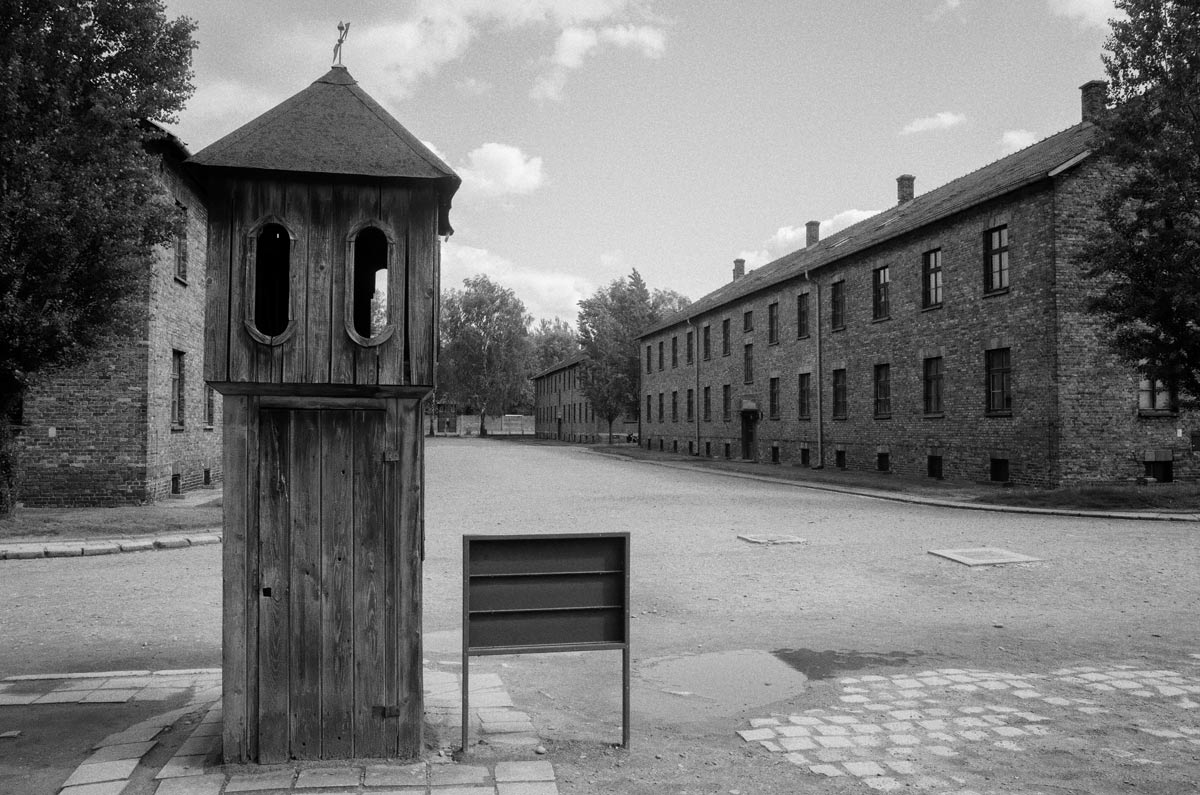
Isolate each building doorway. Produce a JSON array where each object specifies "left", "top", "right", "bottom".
[{"left": 740, "top": 410, "right": 757, "bottom": 461}]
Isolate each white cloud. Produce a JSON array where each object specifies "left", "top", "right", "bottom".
[
  {"left": 901, "top": 111, "right": 967, "bottom": 135},
  {"left": 1000, "top": 129, "right": 1039, "bottom": 154},
  {"left": 928, "top": 0, "right": 965, "bottom": 21},
  {"left": 455, "top": 77, "right": 493, "bottom": 95},
  {"left": 1047, "top": 0, "right": 1119, "bottom": 29},
  {"left": 442, "top": 241, "right": 594, "bottom": 322},
  {"left": 532, "top": 23, "right": 666, "bottom": 100},
  {"left": 457, "top": 143, "right": 545, "bottom": 198},
  {"left": 738, "top": 209, "right": 882, "bottom": 268},
  {"left": 171, "top": 79, "right": 282, "bottom": 151}
]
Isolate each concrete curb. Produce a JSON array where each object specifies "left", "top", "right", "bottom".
[
  {"left": 589, "top": 451, "right": 1200, "bottom": 523},
  {"left": 0, "top": 532, "right": 222, "bottom": 561}
]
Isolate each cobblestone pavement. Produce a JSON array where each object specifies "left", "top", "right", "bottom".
[
  {"left": 1, "top": 666, "right": 558, "bottom": 795},
  {"left": 737, "top": 654, "right": 1200, "bottom": 793}
]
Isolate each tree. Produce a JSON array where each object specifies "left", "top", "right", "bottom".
[
  {"left": 1087, "top": 0, "right": 1200, "bottom": 405},
  {"left": 577, "top": 270, "right": 689, "bottom": 442},
  {"left": 0, "top": 0, "right": 197, "bottom": 514},
  {"left": 438, "top": 275, "right": 532, "bottom": 435},
  {"left": 530, "top": 317, "right": 579, "bottom": 373}
]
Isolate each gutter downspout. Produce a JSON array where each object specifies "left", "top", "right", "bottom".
[
  {"left": 686, "top": 318, "right": 700, "bottom": 455},
  {"left": 807, "top": 272, "right": 825, "bottom": 468}
]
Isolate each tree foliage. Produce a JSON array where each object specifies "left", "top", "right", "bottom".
[
  {"left": 438, "top": 275, "right": 532, "bottom": 434},
  {"left": 529, "top": 317, "right": 579, "bottom": 374},
  {"left": 0, "top": 0, "right": 196, "bottom": 513},
  {"left": 1088, "top": 0, "right": 1200, "bottom": 403},
  {"left": 577, "top": 270, "right": 689, "bottom": 440}
]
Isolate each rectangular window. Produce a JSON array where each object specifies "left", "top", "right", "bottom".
[
  {"left": 657, "top": 392, "right": 664, "bottom": 423},
  {"left": 671, "top": 336, "right": 679, "bottom": 368},
  {"left": 832, "top": 368, "right": 847, "bottom": 419},
  {"left": 743, "top": 344, "right": 754, "bottom": 384},
  {"left": 923, "top": 356, "right": 944, "bottom": 414},
  {"left": 703, "top": 385, "right": 711, "bottom": 421},
  {"left": 874, "top": 363, "right": 891, "bottom": 417},
  {"left": 671, "top": 391, "right": 678, "bottom": 422},
  {"left": 703, "top": 325, "right": 711, "bottom": 360},
  {"left": 768, "top": 302, "right": 779, "bottom": 344},
  {"left": 872, "top": 266, "right": 890, "bottom": 320},
  {"left": 721, "top": 318, "right": 731, "bottom": 355},
  {"left": 768, "top": 377, "right": 780, "bottom": 419},
  {"left": 722, "top": 384, "right": 731, "bottom": 422},
  {"left": 800, "top": 447, "right": 810, "bottom": 467},
  {"left": 1139, "top": 376, "right": 1177, "bottom": 413},
  {"left": 985, "top": 225, "right": 1010, "bottom": 292},
  {"left": 204, "top": 384, "right": 215, "bottom": 427},
  {"left": 171, "top": 350, "right": 185, "bottom": 427},
  {"left": 927, "top": 455, "right": 943, "bottom": 479},
  {"left": 686, "top": 330, "right": 694, "bottom": 364},
  {"left": 985, "top": 347, "right": 1012, "bottom": 413},
  {"left": 646, "top": 345, "right": 652, "bottom": 374},
  {"left": 922, "top": 249, "right": 943, "bottom": 308},
  {"left": 174, "top": 204, "right": 188, "bottom": 282},
  {"left": 657, "top": 341, "right": 664, "bottom": 371},
  {"left": 686, "top": 388, "right": 694, "bottom": 422},
  {"left": 646, "top": 394, "right": 652, "bottom": 421},
  {"left": 798, "top": 373, "right": 811, "bottom": 419},
  {"left": 743, "top": 310, "right": 754, "bottom": 332},
  {"left": 796, "top": 293, "right": 810, "bottom": 338},
  {"left": 990, "top": 457, "right": 1010, "bottom": 482},
  {"left": 831, "top": 281, "right": 846, "bottom": 330}
]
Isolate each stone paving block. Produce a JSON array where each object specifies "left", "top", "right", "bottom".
[
  {"left": 223, "top": 770, "right": 296, "bottom": 791},
  {"left": 294, "top": 767, "right": 362, "bottom": 788},
  {"left": 0, "top": 693, "right": 38, "bottom": 705},
  {"left": 494, "top": 761, "right": 554, "bottom": 783},
  {"left": 843, "top": 760, "right": 887, "bottom": 777},
  {"left": 808, "top": 763, "right": 845, "bottom": 777},
  {"left": 862, "top": 777, "right": 902, "bottom": 791},
  {"left": 885, "top": 760, "right": 918, "bottom": 775},
  {"left": 775, "top": 725, "right": 810, "bottom": 737},
  {"left": 155, "top": 755, "right": 212, "bottom": 779},
  {"left": 424, "top": 787, "right": 493, "bottom": 795},
  {"left": 736, "top": 728, "right": 776, "bottom": 742},
  {"left": 993, "top": 726, "right": 1026, "bottom": 737},
  {"left": 482, "top": 720, "right": 537, "bottom": 733},
  {"left": 483, "top": 732, "right": 542, "bottom": 747},
  {"left": 958, "top": 730, "right": 988, "bottom": 741},
  {"left": 993, "top": 740, "right": 1024, "bottom": 751},
  {"left": 918, "top": 719, "right": 947, "bottom": 731},
  {"left": 364, "top": 763, "right": 428, "bottom": 787},
  {"left": 154, "top": 536, "right": 192, "bottom": 549},
  {"left": 86, "top": 740, "right": 157, "bottom": 762},
  {"left": 497, "top": 782, "right": 558, "bottom": 795},
  {"left": 784, "top": 752, "right": 811, "bottom": 766},
  {"left": 82, "top": 543, "right": 121, "bottom": 556},
  {"left": 81, "top": 689, "right": 140, "bottom": 704},
  {"left": 35, "top": 689, "right": 90, "bottom": 704},
  {"left": 840, "top": 694, "right": 870, "bottom": 703},
  {"left": 95, "top": 725, "right": 164, "bottom": 747},
  {"left": 177, "top": 735, "right": 220, "bottom": 756},
  {"left": 851, "top": 735, "right": 882, "bottom": 747},
  {"left": 888, "top": 734, "right": 920, "bottom": 746},
  {"left": 778, "top": 736, "right": 816, "bottom": 751},
  {"left": 952, "top": 717, "right": 987, "bottom": 728},
  {"left": 119, "top": 540, "right": 156, "bottom": 553},
  {"left": 748, "top": 717, "right": 780, "bottom": 728},
  {"left": 62, "top": 758, "right": 140, "bottom": 787},
  {"left": 44, "top": 543, "right": 85, "bottom": 557},
  {"left": 787, "top": 715, "right": 825, "bottom": 726},
  {"left": 99, "top": 676, "right": 156, "bottom": 689},
  {"left": 882, "top": 721, "right": 914, "bottom": 732},
  {"left": 133, "top": 687, "right": 190, "bottom": 702},
  {"left": 825, "top": 715, "right": 858, "bottom": 724},
  {"left": 759, "top": 740, "right": 781, "bottom": 752},
  {"left": 926, "top": 746, "right": 957, "bottom": 757},
  {"left": 815, "top": 735, "right": 853, "bottom": 748},
  {"left": 154, "top": 773, "right": 226, "bottom": 795},
  {"left": 813, "top": 724, "right": 849, "bottom": 736},
  {"left": 59, "top": 783, "right": 127, "bottom": 795},
  {"left": 430, "top": 764, "right": 490, "bottom": 786},
  {"left": 468, "top": 673, "right": 504, "bottom": 690},
  {"left": 814, "top": 749, "right": 847, "bottom": 763},
  {"left": 190, "top": 721, "right": 221, "bottom": 737},
  {"left": 470, "top": 691, "right": 515, "bottom": 708},
  {"left": 850, "top": 723, "right": 882, "bottom": 734}
]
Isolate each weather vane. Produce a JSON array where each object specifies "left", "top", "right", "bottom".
[{"left": 333, "top": 20, "right": 350, "bottom": 66}]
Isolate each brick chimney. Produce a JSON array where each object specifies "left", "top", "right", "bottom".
[
  {"left": 1080, "top": 80, "right": 1107, "bottom": 124},
  {"left": 732, "top": 258, "right": 745, "bottom": 280},
  {"left": 897, "top": 174, "right": 915, "bottom": 204},
  {"left": 806, "top": 220, "right": 820, "bottom": 247}
]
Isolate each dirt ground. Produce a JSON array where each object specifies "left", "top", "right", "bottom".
[{"left": 1, "top": 436, "right": 1198, "bottom": 794}]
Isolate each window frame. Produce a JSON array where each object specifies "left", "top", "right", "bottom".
[
  {"left": 686, "top": 330, "right": 694, "bottom": 365},
  {"left": 686, "top": 388, "right": 694, "bottom": 422},
  {"left": 796, "top": 293, "right": 810, "bottom": 339},
  {"left": 702, "top": 325, "right": 712, "bottom": 360},
  {"left": 873, "top": 363, "right": 891, "bottom": 418},
  {"left": 743, "top": 310, "right": 754, "bottom": 333},
  {"left": 767, "top": 302, "right": 780, "bottom": 345},
  {"left": 922, "top": 248, "right": 943, "bottom": 308},
  {"left": 722, "top": 384, "right": 731, "bottom": 422},
  {"left": 721, "top": 318, "right": 731, "bottom": 356},
  {"left": 872, "top": 266, "right": 890, "bottom": 321},
  {"left": 768, "top": 376, "right": 780, "bottom": 419},
  {"left": 984, "top": 225, "right": 1010, "bottom": 294},
  {"left": 171, "top": 350, "right": 186, "bottom": 428},
  {"left": 831, "top": 281, "right": 846, "bottom": 330},
  {"left": 671, "top": 336, "right": 678, "bottom": 368},
  {"left": 671, "top": 390, "right": 678, "bottom": 422},
  {"left": 985, "top": 347, "right": 1012, "bottom": 414},
  {"left": 923, "top": 356, "right": 944, "bottom": 415},
  {"left": 798, "top": 372, "right": 812, "bottom": 419},
  {"left": 832, "top": 368, "right": 848, "bottom": 419},
  {"left": 703, "top": 385, "right": 711, "bottom": 421},
  {"left": 1139, "top": 375, "right": 1178, "bottom": 415},
  {"left": 743, "top": 343, "right": 754, "bottom": 384},
  {"left": 174, "top": 203, "right": 188, "bottom": 284},
  {"left": 244, "top": 217, "right": 298, "bottom": 346},
  {"left": 344, "top": 222, "right": 398, "bottom": 347}
]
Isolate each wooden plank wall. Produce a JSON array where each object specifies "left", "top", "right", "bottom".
[{"left": 320, "top": 409, "right": 355, "bottom": 757}]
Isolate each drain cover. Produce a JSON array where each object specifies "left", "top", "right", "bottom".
[
  {"left": 738, "top": 534, "right": 806, "bottom": 545},
  {"left": 928, "top": 547, "right": 1042, "bottom": 566}
]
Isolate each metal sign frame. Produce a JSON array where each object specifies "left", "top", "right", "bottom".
[{"left": 462, "top": 532, "right": 630, "bottom": 751}]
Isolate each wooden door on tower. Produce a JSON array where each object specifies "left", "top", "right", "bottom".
[{"left": 255, "top": 407, "right": 414, "bottom": 762}]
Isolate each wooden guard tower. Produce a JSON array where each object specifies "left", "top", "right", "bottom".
[{"left": 188, "top": 65, "right": 459, "bottom": 763}]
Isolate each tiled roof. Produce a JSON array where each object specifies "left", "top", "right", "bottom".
[
  {"left": 533, "top": 352, "right": 586, "bottom": 380},
  {"left": 187, "top": 67, "right": 460, "bottom": 231},
  {"left": 640, "top": 121, "right": 1098, "bottom": 338}
]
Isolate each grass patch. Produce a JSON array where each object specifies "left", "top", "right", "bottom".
[
  {"left": 0, "top": 500, "right": 222, "bottom": 540},
  {"left": 975, "top": 484, "right": 1200, "bottom": 512}
]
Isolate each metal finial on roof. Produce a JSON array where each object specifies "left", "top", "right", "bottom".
[{"left": 333, "top": 21, "right": 350, "bottom": 66}]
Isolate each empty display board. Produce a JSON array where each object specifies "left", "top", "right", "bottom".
[{"left": 462, "top": 533, "right": 630, "bottom": 749}]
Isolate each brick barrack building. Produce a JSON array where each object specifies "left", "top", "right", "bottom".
[
  {"left": 13, "top": 127, "right": 223, "bottom": 506},
  {"left": 638, "top": 82, "right": 1196, "bottom": 488},
  {"left": 534, "top": 354, "right": 632, "bottom": 442}
]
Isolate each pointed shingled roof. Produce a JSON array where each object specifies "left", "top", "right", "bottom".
[{"left": 188, "top": 66, "right": 460, "bottom": 232}]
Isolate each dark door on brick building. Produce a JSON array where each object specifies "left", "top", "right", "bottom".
[{"left": 740, "top": 410, "right": 757, "bottom": 461}]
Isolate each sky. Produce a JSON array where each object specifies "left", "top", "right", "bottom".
[{"left": 162, "top": 0, "right": 1120, "bottom": 324}]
